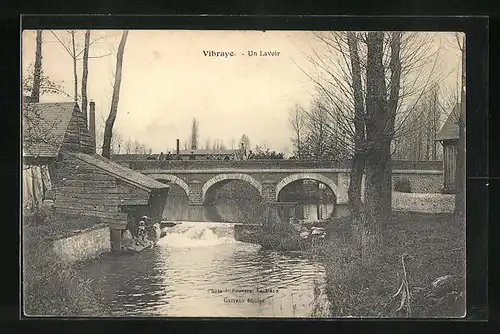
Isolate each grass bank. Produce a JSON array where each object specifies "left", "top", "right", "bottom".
[
  {"left": 22, "top": 212, "right": 110, "bottom": 316},
  {"left": 318, "top": 212, "right": 465, "bottom": 318}
]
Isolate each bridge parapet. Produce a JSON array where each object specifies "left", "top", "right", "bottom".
[{"left": 112, "top": 157, "right": 442, "bottom": 171}]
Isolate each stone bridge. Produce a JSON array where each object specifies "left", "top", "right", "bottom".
[{"left": 112, "top": 157, "right": 443, "bottom": 220}]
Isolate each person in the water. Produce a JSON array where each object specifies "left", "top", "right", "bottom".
[{"left": 138, "top": 220, "right": 146, "bottom": 242}]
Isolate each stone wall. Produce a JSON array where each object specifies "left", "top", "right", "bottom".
[
  {"left": 52, "top": 224, "right": 111, "bottom": 263},
  {"left": 392, "top": 171, "right": 443, "bottom": 193},
  {"left": 114, "top": 157, "right": 442, "bottom": 172}
]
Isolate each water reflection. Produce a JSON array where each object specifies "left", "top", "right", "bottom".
[{"left": 81, "top": 222, "right": 330, "bottom": 317}]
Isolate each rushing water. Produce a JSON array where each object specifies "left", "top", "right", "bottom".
[{"left": 81, "top": 222, "right": 331, "bottom": 317}]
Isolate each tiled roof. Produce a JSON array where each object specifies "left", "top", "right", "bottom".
[
  {"left": 68, "top": 151, "right": 169, "bottom": 191},
  {"left": 23, "top": 102, "right": 77, "bottom": 157},
  {"left": 436, "top": 104, "right": 460, "bottom": 141}
]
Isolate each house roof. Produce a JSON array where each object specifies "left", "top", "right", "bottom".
[
  {"left": 436, "top": 103, "right": 460, "bottom": 141},
  {"left": 23, "top": 102, "right": 77, "bottom": 157},
  {"left": 67, "top": 151, "right": 169, "bottom": 191}
]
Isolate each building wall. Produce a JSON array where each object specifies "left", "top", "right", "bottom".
[
  {"left": 53, "top": 152, "right": 149, "bottom": 229},
  {"left": 52, "top": 224, "right": 110, "bottom": 263},
  {"left": 442, "top": 143, "right": 457, "bottom": 193}
]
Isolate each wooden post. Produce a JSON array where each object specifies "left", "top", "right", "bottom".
[{"left": 110, "top": 228, "right": 122, "bottom": 252}]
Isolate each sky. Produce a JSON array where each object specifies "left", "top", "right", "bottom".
[{"left": 21, "top": 30, "right": 462, "bottom": 153}]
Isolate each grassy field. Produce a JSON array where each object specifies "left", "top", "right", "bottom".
[
  {"left": 22, "top": 213, "right": 109, "bottom": 317},
  {"left": 319, "top": 211, "right": 465, "bottom": 318},
  {"left": 392, "top": 191, "right": 455, "bottom": 213}
]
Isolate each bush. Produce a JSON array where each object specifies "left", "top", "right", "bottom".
[{"left": 394, "top": 178, "right": 412, "bottom": 193}]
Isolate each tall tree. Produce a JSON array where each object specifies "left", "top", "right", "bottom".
[
  {"left": 81, "top": 30, "right": 91, "bottom": 126},
  {"left": 31, "top": 30, "right": 43, "bottom": 103},
  {"left": 191, "top": 118, "right": 199, "bottom": 150},
  {"left": 346, "top": 31, "right": 366, "bottom": 220},
  {"left": 455, "top": 33, "right": 466, "bottom": 219},
  {"left": 240, "top": 134, "right": 250, "bottom": 151},
  {"left": 288, "top": 104, "right": 306, "bottom": 159},
  {"left": 102, "top": 30, "right": 129, "bottom": 159}
]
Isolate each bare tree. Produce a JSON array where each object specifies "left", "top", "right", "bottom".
[
  {"left": 102, "top": 30, "right": 129, "bottom": 159},
  {"left": 288, "top": 104, "right": 306, "bottom": 159},
  {"left": 81, "top": 30, "right": 90, "bottom": 126},
  {"left": 50, "top": 29, "right": 115, "bottom": 110},
  {"left": 31, "top": 30, "right": 43, "bottom": 103},
  {"left": 124, "top": 138, "right": 132, "bottom": 154},
  {"left": 346, "top": 31, "right": 366, "bottom": 220},
  {"left": 455, "top": 33, "right": 465, "bottom": 219},
  {"left": 300, "top": 31, "right": 442, "bottom": 265},
  {"left": 23, "top": 65, "right": 69, "bottom": 156},
  {"left": 240, "top": 134, "right": 250, "bottom": 151}
]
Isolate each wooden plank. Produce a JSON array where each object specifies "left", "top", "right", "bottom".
[
  {"left": 55, "top": 197, "right": 134, "bottom": 206},
  {"left": 55, "top": 190, "right": 150, "bottom": 202},
  {"left": 55, "top": 186, "right": 146, "bottom": 196},
  {"left": 61, "top": 172, "right": 114, "bottom": 181},
  {"left": 52, "top": 192, "right": 123, "bottom": 200},
  {"left": 121, "top": 199, "right": 149, "bottom": 205},
  {"left": 72, "top": 174, "right": 114, "bottom": 182},
  {"left": 109, "top": 221, "right": 127, "bottom": 230},
  {"left": 115, "top": 180, "right": 150, "bottom": 196},
  {"left": 55, "top": 207, "right": 128, "bottom": 220},
  {"left": 60, "top": 180, "right": 116, "bottom": 188},
  {"left": 54, "top": 202, "right": 120, "bottom": 213},
  {"left": 56, "top": 166, "right": 110, "bottom": 176}
]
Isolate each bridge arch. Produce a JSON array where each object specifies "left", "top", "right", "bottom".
[
  {"left": 275, "top": 173, "right": 338, "bottom": 201},
  {"left": 147, "top": 173, "right": 190, "bottom": 197},
  {"left": 202, "top": 173, "right": 263, "bottom": 202}
]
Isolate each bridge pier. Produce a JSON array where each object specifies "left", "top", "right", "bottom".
[
  {"left": 186, "top": 180, "right": 206, "bottom": 221},
  {"left": 262, "top": 180, "right": 277, "bottom": 203}
]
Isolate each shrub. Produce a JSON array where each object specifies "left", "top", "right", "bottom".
[{"left": 394, "top": 178, "right": 412, "bottom": 193}]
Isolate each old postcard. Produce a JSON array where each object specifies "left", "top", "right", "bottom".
[{"left": 22, "top": 29, "right": 466, "bottom": 318}]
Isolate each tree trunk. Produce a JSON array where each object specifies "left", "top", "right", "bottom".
[
  {"left": 361, "top": 31, "right": 401, "bottom": 266},
  {"left": 102, "top": 30, "right": 129, "bottom": 159},
  {"left": 71, "top": 31, "right": 78, "bottom": 103},
  {"left": 81, "top": 30, "right": 90, "bottom": 127},
  {"left": 31, "top": 30, "right": 43, "bottom": 103},
  {"left": 346, "top": 32, "right": 366, "bottom": 221},
  {"left": 360, "top": 32, "right": 388, "bottom": 265},
  {"left": 455, "top": 35, "right": 466, "bottom": 220}
]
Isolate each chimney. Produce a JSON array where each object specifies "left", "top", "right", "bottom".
[
  {"left": 89, "top": 100, "right": 96, "bottom": 149},
  {"left": 176, "top": 139, "right": 180, "bottom": 155}
]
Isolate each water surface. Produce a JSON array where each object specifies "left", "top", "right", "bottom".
[{"left": 81, "top": 222, "right": 331, "bottom": 317}]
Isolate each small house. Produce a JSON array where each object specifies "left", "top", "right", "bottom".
[
  {"left": 23, "top": 101, "right": 170, "bottom": 250},
  {"left": 436, "top": 103, "right": 460, "bottom": 194}
]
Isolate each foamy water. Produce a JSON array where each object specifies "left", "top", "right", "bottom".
[{"left": 158, "top": 222, "right": 237, "bottom": 248}]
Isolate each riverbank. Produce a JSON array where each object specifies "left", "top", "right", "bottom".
[
  {"left": 23, "top": 213, "right": 110, "bottom": 316},
  {"left": 319, "top": 212, "right": 465, "bottom": 318}
]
